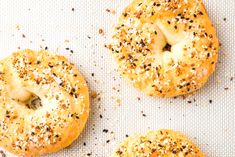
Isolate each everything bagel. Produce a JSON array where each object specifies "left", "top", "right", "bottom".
[
  {"left": 0, "top": 50, "right": 89, "bottom": 156},
  {"left": 110, "top": 0, "right": 219, "bottom": 97},
  {"left": 113, "top": 129, "right": 204, "bottom": 157}
]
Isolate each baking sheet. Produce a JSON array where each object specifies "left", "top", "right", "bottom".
[{"left": 0, "top": 0, "right": 234, "bottom": 156}]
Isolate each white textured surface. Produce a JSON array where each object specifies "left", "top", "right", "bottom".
[{"left": 0, "top": 0, "right": 234, "bottom": 157}]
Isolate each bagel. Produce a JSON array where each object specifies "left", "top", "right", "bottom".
[
  {"left": 110, "top": 0, "right": 219, "bottom": 97},
  {"left": 0, "top": 50, "right": 89, "bottom": 156},
  {"left": 113, "top": 129, "right": 204, "bottom": 157}
]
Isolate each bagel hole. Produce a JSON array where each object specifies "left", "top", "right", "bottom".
[
  {"left": 10, "top": 88, "right": 42, "bottom": 110},
  {"left": 163, "top": 43, "right": 172, "bottom": 52},
  {"left": 25, "top": 95, "right": 42, "bottom": 110}
]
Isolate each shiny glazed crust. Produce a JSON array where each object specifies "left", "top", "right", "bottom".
[
  {"left": 0, "top": 50, "right": 89, "bottom": 156},
  {"left": 113, "top": 129, "right": 205, "bottom": 157},
  {"left": 110, "top": 0, "right": 219, "bottom": 97}
]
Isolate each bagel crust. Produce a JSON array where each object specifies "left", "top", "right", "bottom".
[
  {"left": 0, "top": 50, "right": 89, "bottom": 156},
  {"left": 113, "top": 130, "right": 204, "bottom": 157},
  {"left": 110, "top": 0, "right": 219, "bottom": 97}
]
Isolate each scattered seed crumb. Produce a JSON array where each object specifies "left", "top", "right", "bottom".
[
  {"left": 141, "top": 111, "right": 146, "bottom": 117},
  {"left": 209, "top": 100, "right": 212, "bottom": 103},
  {"left": 91, "top": 91, "right": 98, "bottom": 99},
  {"left": 99, "top": 114, "right": 103, "bottom": 119},
  {"left": 230, "top": 77, "right": 233, "bottom": 81},
  {"left": 216, "top": 78, "right": 221, "bottom": 84},
  {"left": 224, "top": 87, "right": 229, "bottom": 90},
  {"left": 104, "top": 44, "right": 112, "bottom": 49},
  {"left": 106, "top": 8, "right": 116, "bottom": 15},
  {"left": 72, "top": 8, "right": 75, "bottom": 11},
  {"left": 111, "top": 96, "right": 121, "bottom": 106},
  {"left": 103, "top": 129, "right": 108, "bottom": 133},
  {"left": 137, "top": 97, "right": 141, "bottom": 101},
  {"left": 112, "top": 85, "right": 120, "bottom": 92},
  {"left": 99, "top": 28, "right": 105, "bottom": 36},
  {"left": 116, "top": 98, "right": 121, "bottom": 106},
  {"left": 223, "top": 18, "right": 227, "bottom": 21},
  {"left": 16, "top": 25, "right": 21, "bottom": 30},
  {"left": 91, "top": 73, "right": 94, "bottom": 77},
  {"left": 22, "top": 34, "right": 26, "bottom": 38},
  {"left": 64, "top": 39, "right": 70, "bottom": 43}
]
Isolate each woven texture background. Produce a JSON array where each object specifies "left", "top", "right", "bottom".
[{"left": 0, "top": 0, "right": 234, "bottom": 156}]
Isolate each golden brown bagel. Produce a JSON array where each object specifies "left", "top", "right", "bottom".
[
  {"left": 113, "top": 129, "right": 204, "bottom": 157},
  {"left": 110, "top": 0, "right": 219, "bottom": 97},
  {"left": 0, "top": 50, "right": 89, "bottom": 156}
]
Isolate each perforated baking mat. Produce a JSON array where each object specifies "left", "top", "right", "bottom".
[{"left": 0, "top": 0, "right": 234, "bottom": 156}]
